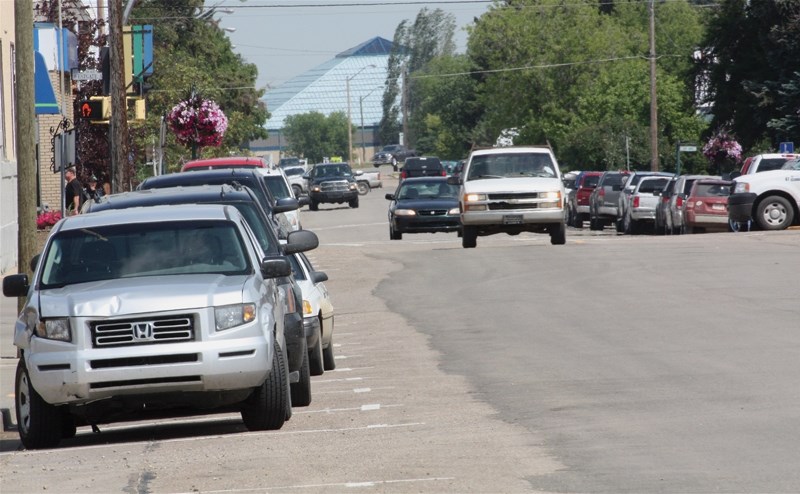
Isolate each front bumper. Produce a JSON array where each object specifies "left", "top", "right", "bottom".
[
  {"left": 303, "top": 316, "right": 321, "bottom": 350},
  {"left": 630, "top": 208, "right": 656, "bottom": 221},
  {"left": 26, "top": 318, "right": 274, "bottom": 406},
  {"left": 728, "top": 193, "right": 756, "bottom": 223},
  {"left": 372, "top": 156, "right": 394, "bottom": 165},
  {"left": 309, "top": 190, "right": 358, "bottom": 204},
  {"left": 393, "top": 215, "right": 461, "bottom": 234},
  {"left": 284, "top": 311, "right": 305, "bottom": 372}
]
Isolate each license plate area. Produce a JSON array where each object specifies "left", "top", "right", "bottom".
[
  {"left": 503, "top": 214, "right": 523, "bottom": 225},
  {"left": 712, "top": 203, "right": 725, "bottom": 211}
]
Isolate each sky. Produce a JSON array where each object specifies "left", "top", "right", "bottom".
[{"left": 215, "top": 0, "right": 492, "bottom": 91}]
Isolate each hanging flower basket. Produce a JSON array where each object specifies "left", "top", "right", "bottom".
[
  {"left": 703, "top": 129, "right": 743, "bottom": 167},
  {"left": 167, "top": 94, "right": 228, "bottom": 150}
]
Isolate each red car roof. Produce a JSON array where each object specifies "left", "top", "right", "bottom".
[{"left": 181, "top": 156, "right": 267, "bottom": 171}]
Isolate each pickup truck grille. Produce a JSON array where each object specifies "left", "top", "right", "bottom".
[
  {"left": 488, "top": 202, "right": 542, "bottom": 210},
  {"left": 91, "top": 315, "right": 195, "bottom": 348},
  {"left": 488, "top": 192, "right": 541, "bottom": 200},
  {"left": 320, "top": 181, "right": 349, "bottom": 192}
]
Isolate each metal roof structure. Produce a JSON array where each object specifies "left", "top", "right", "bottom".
[{"left": 263, "top": 37, "right": 397, "bottom": 131}]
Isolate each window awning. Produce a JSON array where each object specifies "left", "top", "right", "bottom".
[{"left": 35, "top": 51, "right": 60, "bottom": 115}]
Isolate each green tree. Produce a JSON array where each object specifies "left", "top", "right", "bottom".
[{"left": 283, "top": 112, "right": 350, "bottom": 163}]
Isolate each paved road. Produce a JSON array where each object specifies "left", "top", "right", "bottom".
[{"left": 2, "top": 173, "right": 799, "bottom": 492}]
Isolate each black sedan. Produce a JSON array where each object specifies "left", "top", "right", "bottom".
[{"left": 385, "top": 177, "right": 461, "bottom": 240}]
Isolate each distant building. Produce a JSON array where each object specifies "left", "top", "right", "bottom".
[{"left": 250, "top": 37, "right": 400, "bottom": 165}]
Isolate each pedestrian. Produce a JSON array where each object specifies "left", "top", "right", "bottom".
[
  {"left": 64, "top": 166, "right": 84, "bottom": 215},
  {"left": 84, "top": 175, "right": 105, "bottom": 201}
]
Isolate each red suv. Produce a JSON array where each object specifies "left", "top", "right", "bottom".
[{"left": 569, "top": 171, "right": 602, "bottom": 228}]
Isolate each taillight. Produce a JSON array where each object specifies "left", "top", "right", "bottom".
[
  {"left": 598, "top": 187, "right": 605, "bottom": 197},
  {"left": 632, "top": 196, "right": 640, "bottom": 208},
  {"left": 676, "top": 196, "right": 683, "bottom": 208},
  {"left": 401, "top": 170, "right": 407, "bottom": 179}
]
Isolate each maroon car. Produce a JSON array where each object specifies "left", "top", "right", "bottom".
[{"left": 683, "top": 179, "right": 733, "bottom": 233}]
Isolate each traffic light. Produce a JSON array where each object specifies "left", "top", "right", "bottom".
[{"left": 79, "top": 97, "right": 110, "bottom": 122}]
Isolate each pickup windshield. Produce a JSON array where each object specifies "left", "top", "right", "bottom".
[
  {"left": 39, "top": 220, "right": 250, "bottom": 288},
  {"left": 467, "top": 153, "right": 556, "bottom": 180}
]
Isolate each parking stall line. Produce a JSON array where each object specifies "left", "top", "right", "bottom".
[
  {"left": 172, "top": 476, "right": 456, "bottom": 493},
  {"left": 312, "top": 386, "right": 395, "bottom": 395},
  {"left": 313, "top": 376, "right": 365, "bottom": 383},
  {"left": 294, "top": 404, "right": 402, "bottom": 415},
  {"left": 331, "top": 366, "right": 375, "bottom": 372}
]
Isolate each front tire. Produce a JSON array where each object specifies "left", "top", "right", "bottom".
[
  {"left": 755, "top": 195, "right": 794, "bottom": 230},
  {"left": 549, "top": 222, "right": 566, "bottom": 245},
  {"left": 290, "top": 347, "right": 312, "bottom": 407},
  {"left": 390, "top": 225, "right": 402, "bottom": 240},
  {"left": 309, "top": 329, "right": 324, "bottom": 376},
  {"left": 461, "top": 226, "right": 477, "bottom": 248},
  {"left": 241, "top": 342, "right": 289, "bottom": 431},
  {"left": 309, "top": 199, "right": 319, "bottom": 211},
  {"left": 323, "top": 320, "right": 336, "bottom": 371},
  {"left": 292, "top": 185, "right": 303, "bottom": 198},
  {"left": 391, "top": 157, "right": 398, "bottom": 171},
  {"left": 349, "top": 197, "right": 359, "bottom": 208},
  {"left": 16, "top": 359, "right": 63, "bottom": 449},
  {"left": 357, "top": 182, "right": 369, "bottom": 195}
]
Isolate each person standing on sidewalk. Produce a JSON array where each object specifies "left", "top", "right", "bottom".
[{"left": 64, "top": 166, "right": 84, "bottom": 215}]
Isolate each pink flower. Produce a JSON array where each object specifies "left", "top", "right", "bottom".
[{"left": 167, "top": 95, "right": 228, "bottom": 148}]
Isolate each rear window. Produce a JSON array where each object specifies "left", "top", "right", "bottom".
[
  {"left": 694, "top": 184, "right": 731, "bottom": 197},
  {"left": 637, "top": 178, "right": 670, "bottom": 193},
  {"left": 601, "top": 173, "right": 627, "bottom": 186},
  {"left": 404, "top": 157, "right": 442, "bottom": 170},
  {"left": 581, "top": 175, "right": 600, "bottom": 188}
]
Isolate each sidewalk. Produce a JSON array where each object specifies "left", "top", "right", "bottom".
[{"left": 1, "top": 271, "right": 20, "bottom": 432}]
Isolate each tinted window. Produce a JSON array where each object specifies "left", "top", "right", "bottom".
[
  {"left": 405, "top": 157, "right": 442, "bottom": 170},
  {"left": 582, "top": 175, "right": 600, "bottom": 188},
  {"left": 263, "top": 175, "right": 291, "bottom": 200},
  {"left": 397, "top": 181, "right": 457, "bottom": 199},
  {"left": 468, "top": 153, "right": 556, "bottom": 180},
  {"left": 758, "top": 158, "right": 791, "bottom": 172},
  {"left": 602, "top": 173, "right": 627, "bottom": 186},
  {"left": 694, "top": 184, "right": 731, "bottom": 197},
  {"left": 637, "top": 178, "right": 670, "bottom": 193},
  {"left": 40, "top": 221, "right": 250, "bottom": 288}
]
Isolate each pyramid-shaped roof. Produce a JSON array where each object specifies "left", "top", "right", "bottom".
[{"left": 264, "top": 37, "right": 397, "bottom": 131}]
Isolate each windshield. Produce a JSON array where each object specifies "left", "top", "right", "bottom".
[
  {"left": 313, "top": 165, "right": 351, "bottom": 178},
  {"left": 467, "top": 153, "right": 556, "bottom": 180},
  {"left": 39, "top": 220, "right": 250, "bottom": 288},
  {"left": 263, "top": 175, "right": 292, "bottom": 200},
  {"left": 396, "top": 181, "right": 458, "bottom": 200}
]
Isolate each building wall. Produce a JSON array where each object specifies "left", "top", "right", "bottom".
[
  {"left": 38, "top": 71, "right": 71, "bottom": 211},
  {"left": 1, "top": 2, "right": 18, "bottom": 274}
]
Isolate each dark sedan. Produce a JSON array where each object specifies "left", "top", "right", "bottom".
[{"left": 385, "top": 177, "right": 461, "bottom": 240}]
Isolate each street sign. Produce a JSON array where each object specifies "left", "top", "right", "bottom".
[
  {"left": 779, "top": 142, "right": 794, "bottom": 153},
  {"left": 679, "top": 145, "right": 697, "bottom": 152},
  {"left": 71, "top": 69, "right": 103, "bottom": 81}
]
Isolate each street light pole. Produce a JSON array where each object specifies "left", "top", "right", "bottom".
[{"left": 346, "top": 65, "right": 375, "bottom": 164}]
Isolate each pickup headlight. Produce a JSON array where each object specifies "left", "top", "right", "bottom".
[
  {"left": 465, "top": 193, "right": 486, "bottom": 202},
  {"left": 734, "top": 182, "right": 749, "bottom": 194},
  {"left": 311, "top": 185, "right": 321, "bottom": 193},
  {"left": 541, "top": 191, "right": 562, "bottom": 200},
  {"left": 349, "top": 183, "right": 357, "bottom": 191},
  {"left": 394, "top": 209, "right": 417, "bottom": 216},
  {"left": 215, "top": 303, "right": 256, "bottom": 331},
  {"left": 35, "top": 318, "right": 71, "bottom": 342}
]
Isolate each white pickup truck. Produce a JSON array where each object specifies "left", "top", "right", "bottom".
[
  {"left": 353, "top": 168, "right": 382, "bottom": 195},
  {"left": 729, "top": 158, "right": 800, "bottom": 230}
]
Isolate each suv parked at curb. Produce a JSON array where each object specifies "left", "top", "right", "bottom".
[
  {"left": 451, "top": 146, "right": 566, "bottom": 248},
  {"left": 3, "top": 205, "right": 305, "bottom": 449},
  {"left": 616, "top": 171, "right": 674, "bottom": 232},
  {"left": 588, "top": 170, "right": 630, "bottom": 230},
  {"left": 304, "top": 163, "right": 360, "bottom": 210},
  {"left": 82, "top": 185, "right": 320, "bottom": 407}
]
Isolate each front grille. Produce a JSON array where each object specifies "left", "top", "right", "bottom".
[
  {"left": 92, "top": 315, "right": 194, "bottom": 348},
  {"left": 90, "top": 354, "right": 199, "bottom": 369},
  {"left": 417, "top": 209, "right": 448, "bottom": 216},
  {"left": 320, "top": 181, "right": 349, "bottom": 192},
  {"left": 488, "top": 202, "right": 541, "bottom": 210},
  {"left": 90, "top": 375, "right": 202, "bottom": 389},
  {"left": 488, "top": 192, "right": 540, "bottom": 200}
]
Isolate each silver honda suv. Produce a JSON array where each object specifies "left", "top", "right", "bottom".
[{"left": 2, "top": 204, "right": 315, "bottom": 449}]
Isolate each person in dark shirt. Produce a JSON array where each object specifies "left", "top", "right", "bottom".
[
  {"left": 64, "top": 166, "right": 84, "bottom": 215},
  {"left": 84, "top": 175, "right": 104, "bottom": 201}
]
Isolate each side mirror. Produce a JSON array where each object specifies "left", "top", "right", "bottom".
[
  {"left": 354, "top": 170, "right": 364, "bottom": 176},
  {"left": 273, "top": 197, "right": 300, "bottom": 213},
  {"left": 283, "top": 229, "right": 319, "bottom": 254},
  {"left": 298, "top": 196, "right": 310, "bottom": 207},
  {"left": 29, "top": 254, "right": 41, "bottom": 274},
  {"left": 446, "top": 176, "right": 461, "bottom": 186},
  {"left": 302, "top": 174, "right": 310, "bottom": 180},
  {"left": 260, "top": 256, "right": 291, "bottom": 279},
  {"left": 3, "top": 273, "right": 30, "bottom": 297},
  {"left": 385, "top": 193, "right": 395, "bottom": 200},
  {"left": 311, "top": 271, "right": 328, "bottom": 284}
]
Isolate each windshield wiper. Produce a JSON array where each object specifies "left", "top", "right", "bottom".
[{"left": 469, "top": 174, "right": 503, "bottom": 180}]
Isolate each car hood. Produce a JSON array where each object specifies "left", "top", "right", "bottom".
[
  {"left": 394, "top": 198, "right": 459, "bottom": 209},
  {"left": 38, "top": 274, "right": 248, "bottom": 318},
  {"left": 463, "top": 177, "right": 562, "bottom": 193}
]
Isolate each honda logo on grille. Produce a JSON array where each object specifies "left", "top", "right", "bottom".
[{"left": 133, "top": 323, "right": 154, "bottom": 341}]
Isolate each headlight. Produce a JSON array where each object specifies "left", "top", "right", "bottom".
[
  {"left": 465, "top": 193, "right": 486, "bottom": 202},
  {"left": 311, "top": 186, "right": 321, "bottom": 192},
  {"left": 394, "top": 209, "right": 417, "bottom": 216},
  {"left": 35, "top": 318, "right": 71, "bottom": 342},
  {"left": 734, "top": 182, "right": 749, "bottom": 194},
  {"left": 215, "top": 303, "right": 256, "bottom": 331},
  {"left": 303, "top": 300, "right": 312, "bottom": 316},
  {"left": 349, "top": 183, "right": 357, "bottom": 190},
  {"left": 448, "top": 207, "right": 460, "bottom": 215},
  {"left": 541, "top": 191, "right": 561, "bottom": 200}
]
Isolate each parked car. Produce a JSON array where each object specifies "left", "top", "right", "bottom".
[
  {"left": 256, "top": 166, "right": 305, "bottom": 232},
  {"left": 279, "top": 157, "right": 307, "bottom": 169},
  {"left": 304, "top": 163, "right": 360, "bottom": 210},
  {"left": 618, "top": 176, "right": 672, "bottom": 234},
  {"left": 371, "top": 144, "right": 416, "bottom": 171},
  {"left": 400, "top": 156, "right": 446, "bottom": 181},
  {"left": 181, "top": 156, "right": 267, "bottom": 172},
  {"left": 284, "top": 165, "right": 310, "bottom": 198},
  {"left": 568, "top": 171, "right": 602, "bottom": 228},
  {"left": 451, "top": 146, "right": 566, "bottom": 247},
  {"left": 2, "top": 204, "right": 309, "bottom": 448},
  {"left": 616, "top": 171, "right": 674, "bottom": 232},
  {"left": 729, "top": 158, "right": 800, "bottom": 230},
  {"left": 737, "top": 153, "right": 798, "bottom": 175},
  {"left": 588, "top": 170, "right": 630, "bottom": 230},
  {"left": 683, "top": 179, "right": 733, "bottom": 233},
  {"left": 289, "top": 253, "right": 335, "bottom": 375},
  {"left": 385, "top": 177, "right": 461, "bottom": 240},
  {"left": 138, "top": 169, "right": 299, "bottom": 239},
  {"left": 654, "top": 177, "right": 678, "bottom": 235},
  {"left": 668, "top": 174, "right": 719, "bottom": 235},
  {"left": 82, "top": 185, "right": 320, "bottom": 407},
  {"left": 353, "top": 168, "right": 382, "bottom": 195}
]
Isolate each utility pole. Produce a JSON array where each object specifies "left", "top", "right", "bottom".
[
  {"left": 14, "top": 0, "right": 37, "bottom": 309},
  {"left": 401, "top": 65, "right": 408, "bottom": 147},
  {"left": 109, "top": 0, "right": 130, "bottom": 192},
  {"left": 648, "top": 0, "right": 659, "bottom": 171},
  {"left": 346, "top": 77, "right": 352, "bottom": 164}
]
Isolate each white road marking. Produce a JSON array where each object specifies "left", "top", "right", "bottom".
[
  {"left": 313, "top": 387, "right": 394, "bottom": 395},
  {"left": 361, "top": 404, "right": 380, "bottom": 411},
  {"left": 171, "top": 476, "right": 455, "bottom": 493},
  {"left": 294, "top": 404, "right": 400, "bottom": 415},
  {"left": 353, "top": 388, "right": 371, "bottom": 393},
  {"left": 313, "top": 376, "right": 364, "bottom": 383},
  {"left": 332, "top": 366, "right": 375, "bottom": 372}
]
